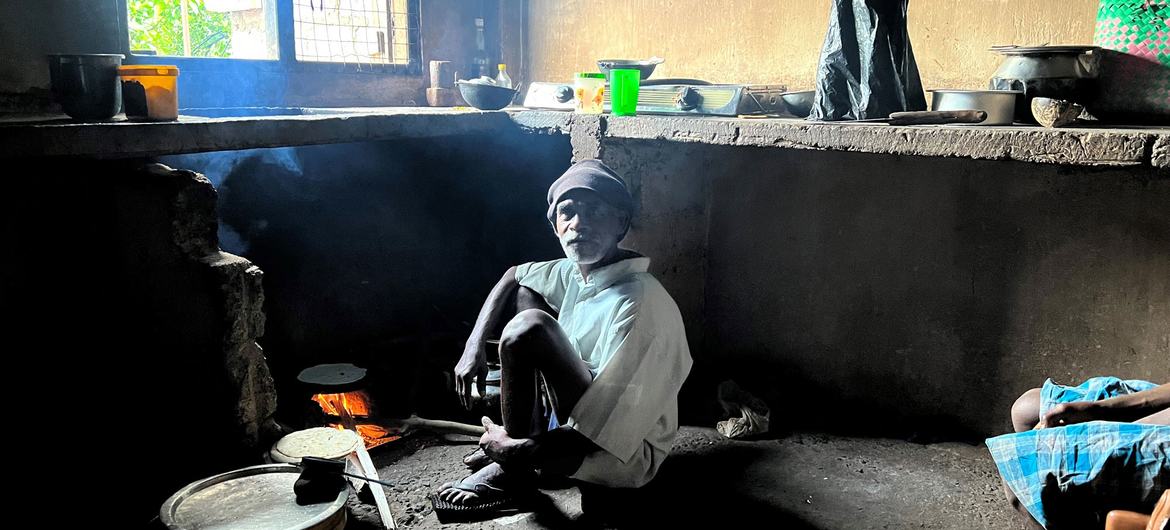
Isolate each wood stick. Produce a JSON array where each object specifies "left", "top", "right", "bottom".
[
  {"left": 321, "top": 415, "right": 486, "bottom": 437},
  {"left": 354, "top": 443, "right": 396, "bottom": 529}
]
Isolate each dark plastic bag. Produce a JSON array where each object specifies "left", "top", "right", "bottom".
[{"left": 809, "top": 0, "right": 927, "bottom": 121}]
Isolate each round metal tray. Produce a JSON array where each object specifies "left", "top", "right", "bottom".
[{"left": 160, "top": 464, "right": 348, "bottom": 530}]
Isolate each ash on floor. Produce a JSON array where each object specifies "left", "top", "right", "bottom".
[{"left": 345, "top": 426, "right": 1033, "bottom": 530}]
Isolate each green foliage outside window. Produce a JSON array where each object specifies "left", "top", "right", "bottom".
[{"left": 128, "top": 0, "right": 232, "bottom": 57}]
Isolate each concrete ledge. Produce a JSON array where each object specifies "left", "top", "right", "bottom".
[
  {"left": 5, "top": 107, "right": 1168, "bottom": 168},
  {"left": 0, "top": 108, "right": 511, "bottom": 159},
  {"left": 510, "top": 110, "right": 1170, "bottom": 169}
]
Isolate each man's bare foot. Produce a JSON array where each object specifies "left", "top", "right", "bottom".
[
  {"left": 435, "top": 462, "right": 534, "bottom": 507},
  {"left": 479, "top": 417, "right": 533, "bottom": 466}
]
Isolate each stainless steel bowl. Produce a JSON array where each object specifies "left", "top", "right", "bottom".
[
  {"left": 597, "top": 57, "right": 664, "bottom": 81},
  {"left": 929, "top": 90, "right": 1021, "bottom": 125}
]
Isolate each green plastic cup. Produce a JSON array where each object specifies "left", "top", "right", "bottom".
[{"left": 610, "top": 68, "right": 640, "bottom": 116}]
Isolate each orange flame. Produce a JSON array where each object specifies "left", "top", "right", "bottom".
[{"left": 312, "top": 391, "right": 400, "bottom": 449}]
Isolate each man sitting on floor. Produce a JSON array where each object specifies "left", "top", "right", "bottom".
[
  {"left": 988, "top": 377, "right": 1170, "bottom": 529},
  {"left": 432, "top": 159, "right": 693, "bottom": 515}
]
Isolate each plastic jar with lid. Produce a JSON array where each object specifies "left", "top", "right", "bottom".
[
  {"left": 118, "top": 65, "right": 179, "bottom": 121},
  {"left": 573, "top": 73, "right": 606, "bottom": 114}
]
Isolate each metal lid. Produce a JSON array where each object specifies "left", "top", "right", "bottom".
[
  {"left": 576, "top": 73, "right": 606, "bottom": 79},
  {"left": 160, "top": 464, "right": 347, "bottom": 530},
  {"left": 119, "top": 65, "right": 179, "bottom": 76},
  {"left": 297, "top": 363, "right": 367, "bottom": 394},
  {"left": 989, "top": 45, "right": 1098, "bottom": 55},
  {"left": 929, "top": 89, "right": 1023, "bottom": 94}
]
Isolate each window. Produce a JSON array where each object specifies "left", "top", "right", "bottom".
[
  {"left": 128, "top": 0, "right": 278, "bottom": 59},
  {"left": 122, "top": 0, "right": 420, "bottom": 72},
  {"left": 293, "top": 0, "right": 413, "bottom": 66}
]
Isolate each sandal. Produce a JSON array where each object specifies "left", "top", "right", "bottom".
[{"left": 429, "top": 464, "right": 535, "bottom": 520}]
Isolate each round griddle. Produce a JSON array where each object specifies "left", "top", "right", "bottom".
[{"left": 297, "top": 363, "right": 367, "bottom": 394}]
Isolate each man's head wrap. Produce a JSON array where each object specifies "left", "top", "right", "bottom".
[{"left": 545, "top": 159, "right": 635, "bottom": 224}]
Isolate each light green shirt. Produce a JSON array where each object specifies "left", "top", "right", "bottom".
[{"left": 515, "top": 256, "right": 692, "bottom": 487}]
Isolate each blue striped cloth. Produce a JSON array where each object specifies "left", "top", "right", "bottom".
[{"left": 986, "top": 377, "right": 1169, "bottom": 528}]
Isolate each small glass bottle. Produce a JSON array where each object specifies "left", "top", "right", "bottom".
[{"left": 495, "top": 64, "right": 512, "bottom": 88}]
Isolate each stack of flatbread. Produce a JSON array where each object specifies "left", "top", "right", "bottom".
[{"left": 269, "top": 427, "right": 361, "bottom": 464}]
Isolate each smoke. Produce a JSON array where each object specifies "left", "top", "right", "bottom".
[{"left": 161, "top": 147, "right": 304, "bottom": 255}]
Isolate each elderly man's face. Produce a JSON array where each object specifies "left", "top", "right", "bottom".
[{"left": 554, "top": 189, "right": 628, "bottom": 266}]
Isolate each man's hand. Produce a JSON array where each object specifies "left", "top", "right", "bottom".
[
  {"left": 454, "top": 342, "right": 487, "bottom": 410},
  {"left": 1038, "top": 401, "right": 1098, "bottom": 429}
]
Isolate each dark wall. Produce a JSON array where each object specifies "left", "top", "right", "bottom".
[
  {"left": 0, "top": 1, "right": 122, "bottom": 108},
  {"left": 165, "top": 130, "right": 572, "bottom": 420},
  {"left": 3, "top": 159, "right": 272, "bottom": 524},
  {"left": 699, "top": 148, "right": 1170, "bottom": 438}
]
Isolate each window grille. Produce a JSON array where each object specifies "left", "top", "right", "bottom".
[{"left": 293, "top": 0, "right": 416, "bottom": 66}]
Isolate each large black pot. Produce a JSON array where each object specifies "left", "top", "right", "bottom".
[{"left": 48, "top": 53, "right": 124, "bottom": 121}]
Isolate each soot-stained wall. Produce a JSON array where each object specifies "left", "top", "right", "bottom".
[
  {"left": 697, "top": 147, "right": 1169, "bottom": 437},
  {"left": 165, "top": 130, "right": 572, "bottom": 419}
]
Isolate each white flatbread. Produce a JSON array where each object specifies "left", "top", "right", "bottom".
[{"left": 270, "top": 427, "right": 361, "bottom": 463}]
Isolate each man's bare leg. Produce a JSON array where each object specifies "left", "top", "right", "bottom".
[{"left": 437, "top": 298, "right": 592, "bottom": 507}]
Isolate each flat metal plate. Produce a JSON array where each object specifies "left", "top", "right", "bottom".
[
  {"left": 297, "top": 363, "right": 367, "bottom": 393},
  {"left": 160, "top": 464, "right": 347, "bottom": 530}
]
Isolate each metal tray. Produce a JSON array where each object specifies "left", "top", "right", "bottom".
[{"left": 160, "top": 464, "right": 348, "bottom": 530}]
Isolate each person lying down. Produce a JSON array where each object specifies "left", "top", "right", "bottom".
[{"left": 988, "top": 377, "right": 1169, "bottom": 530}]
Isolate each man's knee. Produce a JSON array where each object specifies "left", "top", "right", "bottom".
[
  {"left": 500, "top": 308, "right": 557, "bottom": 351},
  {"left": 1011, "top": 388, "right": 1042, "bottom": 432}
]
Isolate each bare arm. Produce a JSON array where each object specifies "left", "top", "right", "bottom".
[
  {"left": 1041, "top": 383, "right": 1170, "bottom": 427},
  {"left": 454, "top": 266, "right": 520, "bottom": 410}
]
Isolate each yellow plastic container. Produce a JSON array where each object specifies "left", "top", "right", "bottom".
[{"left": 118, "top": 65, "right": 179, "bottom": 121}]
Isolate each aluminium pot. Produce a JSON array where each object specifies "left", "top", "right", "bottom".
[
  {"left": 929, "top": 89, "right": 1021, "bottom": 125},
  {"left": 988, "top": 45, "right": 1099, "bottom": 122}
]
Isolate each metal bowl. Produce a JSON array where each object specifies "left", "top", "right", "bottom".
[
  {"left": 456, "top": 81, "right": 518, "bottom": 110},
  {"left": 929, "top": 89, "right": 1022, "bottom": 125},
  {"left": 780, "top": 90, "right": 816, "bottom": 118},
  {"left": 597, "top": 57, "right": 664, "bottom": 81}
]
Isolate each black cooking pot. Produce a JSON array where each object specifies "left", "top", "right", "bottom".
[
  {"left": 48, "top": 53, "right": 124, "bottom": 121},
  {"left": 456, "top": 81, "right": 518, "bottom": 110}
]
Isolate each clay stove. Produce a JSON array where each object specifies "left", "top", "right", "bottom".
[{"left": 298, "top": 363, "right": 400, "bottom": 450}]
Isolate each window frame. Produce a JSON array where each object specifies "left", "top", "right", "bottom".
[{"left": 116, "top": 0, "right": 422, "bottom": 75}]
